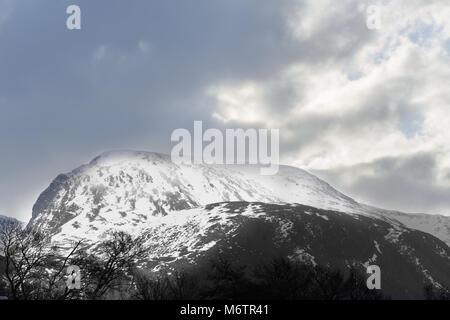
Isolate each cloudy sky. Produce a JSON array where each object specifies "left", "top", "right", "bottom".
[{"left": 1, "top": 0, "right": 450, "bottom": 221}]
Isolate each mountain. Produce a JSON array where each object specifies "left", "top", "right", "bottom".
[
  {"left": 29, "top": 150, "right": 450, "bottom": 245},
  {"left": 27, "top": 150, "right": 383, "bottom": 234},
  {"left": 139, "top": 202, "right": 450, "bottom": 299},
  {"left": 28, "top": 150, "right": 450, "bottom": 298}
]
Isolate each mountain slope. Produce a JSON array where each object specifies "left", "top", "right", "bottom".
[
  {"left": 50, "top": 201, "right": 450, "bottom": 298},
  {"left": 384, "top": 210, "right": 450, "bottom": 248}
]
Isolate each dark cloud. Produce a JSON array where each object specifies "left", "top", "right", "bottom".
[
  {"left": 313, "top": 153, "right": 450, "bottom": 215},
  {"left": 0, "top": 0, "right": 306, "bottom": 220}
]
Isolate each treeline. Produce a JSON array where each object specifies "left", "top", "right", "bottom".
[
  {"left": 133, "top": 256, "right": 385, "bottom": 300},
  {"left": 0, "top": 218, "right": 442, "bottom": 300}
]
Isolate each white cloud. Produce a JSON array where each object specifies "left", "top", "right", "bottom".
[
  {"left": 138, "top": 40, "right": 151, "bottom": 53},
  {"left": 93, "top": 45, "right": 107, "bottom": 61},
  {"left": 207, "top": 0, "right": 450, "bottom": 214}
]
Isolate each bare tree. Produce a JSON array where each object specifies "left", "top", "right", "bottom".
[
  {"left": 166, "top": 270, "right": 199, "bottom": 299},
  {"left": 73, "top": 231, "right": 147, "bottom": 299},
  {"left": 0, "top": 219, "right": 84, "bottom": 300},
  {"left": 40, "top": 240, "right": 84, "bottom": 299},
  {"left": 133, "top": 269, "right": 200, "bottom": 300},
  {"left": 0, "top": 220, "right": 49, "bottom": 300},
  {"left": 133, "top": 272, "right": 171, "bottom": 300}
]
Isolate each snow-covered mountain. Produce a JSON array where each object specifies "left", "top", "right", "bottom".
[
  {"left": 29, "top": 150, "right": 363, "bottom": 236},
  {"left": 27, "top": 150, "right": 450, "bottom": 298},
  {"left": 29, "top": 150, "right": 450, "bottom": 245}
]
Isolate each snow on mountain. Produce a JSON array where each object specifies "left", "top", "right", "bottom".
[
  {"left": 29, "top": 150, "right": 361, "bottom": 235},
  {"left": 383, "top": 210, "right": 450, "bottom": 248},
  {"left": 29, "top": 150, "right": 450, "bottom": 246}
]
